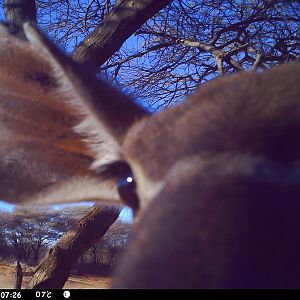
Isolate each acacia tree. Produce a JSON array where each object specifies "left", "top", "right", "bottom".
[
  {"left": 3, "top": 0, "right": 297, "bottom": 108},
  {"left": 0, "top": 212, "right": 9, "bottom": 258},
  {"left": 112, "top": 0, "right": 300, "bottom": 108},
  {"left": 88, "top": 221, "right": 132, "bottom": 266},
  {"left": 1, "top": 209, "right": 64, "bottom": 263},
  {"left": 27, "top": 206, "right": 121, "bottom": 289}
]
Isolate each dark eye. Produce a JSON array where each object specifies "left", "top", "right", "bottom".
[
  {"left": 117, "top": 169, "right": 139, "bottom": 211},
  {"left": 98, "top": 161, "right": 140, "bottom": 211}
]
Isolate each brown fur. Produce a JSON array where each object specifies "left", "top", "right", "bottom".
[
  {"left": 124, "top": 63, "right": 300, "bottom": 180},
  {"left": 0, "top": 25, "right": 120, "bottom": 204},
  {"left": 1, "top": 23, "right": 300, "bottom": 287},
  {"left": 117, "top": 62, "right": 300, "bottom": 287}
]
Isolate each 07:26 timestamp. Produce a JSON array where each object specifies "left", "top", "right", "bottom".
[{"left": 0, "top": 292, "right": 21, "bottom": 299}]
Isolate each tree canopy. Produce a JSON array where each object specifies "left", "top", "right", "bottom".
[{"left": 1, "top": 0, "right": 298, "bottom": 108}]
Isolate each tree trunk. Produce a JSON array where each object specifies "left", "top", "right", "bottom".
[
  {"left": 80, "top": 254, "right": 84, "bottom": 265},
  {"left": 32, "top": 247, "right": 39, "bottom": 264},
  {"left": 14, "top": 258, "right": 23, "bottom": 289},
  {"left": 4, "top": 0, "right": 37, "bottom": 39},
  {"left": 92, "top": 246, "right": 97, "bottom": 264},
  {"left": 72, "top": 0, "right": 173, "bottom": 69},
  {"left": 26, "top": 206, "right": 120, "bottom": 289},
  {"left": 31, "top": 241, "right": 44, "bottom": 264}
]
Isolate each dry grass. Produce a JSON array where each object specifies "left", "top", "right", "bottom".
[{"left": 0, "top": 262, "right": 111, "bottom": 289}]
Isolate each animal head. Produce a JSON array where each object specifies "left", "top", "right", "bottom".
[{"left": 1, "top": 23, "right": 300, "bottom": 288}]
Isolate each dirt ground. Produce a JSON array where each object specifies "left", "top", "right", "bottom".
[{"left": 0, "top": 262, "right": 111, "bottom": 289}]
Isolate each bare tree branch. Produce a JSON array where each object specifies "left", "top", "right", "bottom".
[
  {"left": 72, "top": 0, "right": 173, "bottom": 69},
  {"left": 27, "top": 206, "right": 121, "bottom": 289}
]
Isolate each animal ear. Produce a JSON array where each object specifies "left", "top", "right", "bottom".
[
  {"left": 0, "top": 23, "right": 147, "bottom": 206},
  {"left": 23, "top": 23, "right": 149, "bottom": 169}
]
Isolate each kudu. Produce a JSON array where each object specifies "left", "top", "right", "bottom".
[{"left": 0, "top": 23, "right": 300, "bottom": 288}]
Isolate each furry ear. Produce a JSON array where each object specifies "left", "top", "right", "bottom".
[
  {"left": 23, "top": 23, "right": 149, "bottom": 169},
  {"left": 0, "top": 23, "right": 146, "bottom": 205}
]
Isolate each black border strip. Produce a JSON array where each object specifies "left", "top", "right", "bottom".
[{"left": 1, "top": 289, "right": 299, "bottom": 300}]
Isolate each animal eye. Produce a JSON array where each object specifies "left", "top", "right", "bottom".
[{"left": 117, "top": 170, "right": 139, "bottom": 211}]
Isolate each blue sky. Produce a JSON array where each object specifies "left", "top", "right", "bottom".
[
  {"left": 0, "top": 200, "right": 15, "bottom": 212},
  {"left": 0, "top": 200, "right": 133, "bottom": 223}
]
